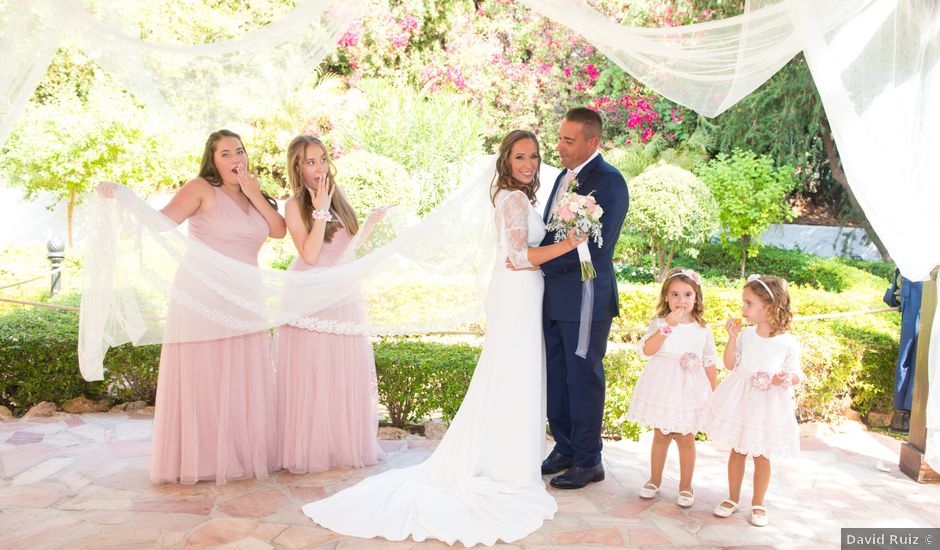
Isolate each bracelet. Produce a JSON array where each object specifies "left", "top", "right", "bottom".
[
  {"left": 658, "top": 324, "right": 673, "bottom": 336},
  {"left": 312, "top": 209, "right": 333, "bottom": 222}
]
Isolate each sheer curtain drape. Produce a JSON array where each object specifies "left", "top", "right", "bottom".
[
  {"left": 4, "top": 0, "right": 939, "bottom": 469},
  {"left": 0, "top": 0, "right": 362, "bottom": 145}
]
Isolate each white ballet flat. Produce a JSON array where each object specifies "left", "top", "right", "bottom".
[
  {"left": 713, "top": 499, "right": 739, "bottom": 518},
  {"left": 750, "top": 505, "right": 769, "bottom": 527},
  {"left": 676, "top": 490, "right": 694, "bottom": 508},
  {"left": 638, "top": 483, "right": 660, "bottom": 499}
]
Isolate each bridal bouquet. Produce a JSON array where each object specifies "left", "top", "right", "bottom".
[{"left": 546, "top": 190, "right": 604, "bottom": 280}]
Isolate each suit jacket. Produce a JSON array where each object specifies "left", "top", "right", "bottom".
[{"left": 540, "top": 153, "right": 629, "bottom": 322}]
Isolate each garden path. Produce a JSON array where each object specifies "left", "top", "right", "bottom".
[{"left": 1, "top": 412, "right": 938, "bottom": 549}]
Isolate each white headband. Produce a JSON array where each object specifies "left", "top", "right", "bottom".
[
  {"left": 669, "top": 269, "right": 701, "bottom": 286},
  {"left": 747, "top": 274, "right": 774, "bottom": 301}
]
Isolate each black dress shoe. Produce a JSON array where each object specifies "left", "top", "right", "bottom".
[
  {"left": 549, "top": 463, "right": 605, "bottom": 489},
  {"left": 541, "top": 449, "right": 573, "bottom": 475}
]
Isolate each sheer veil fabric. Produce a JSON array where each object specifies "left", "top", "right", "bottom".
[
  {"left": 300, "top": 188, "right": 556, "bottom": 547},
  {"left": 3, "top": 0, "right": 938, "bottom": 280},
  {"left": 77, "top": 157, "right": 561, "bottom": 381},
  {"left": 5, "top": 0, "right": 938, "bottom": 471}
]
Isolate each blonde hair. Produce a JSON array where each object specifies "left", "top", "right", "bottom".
[
  {"left": 286, "top": 135, "right": 359, "bottom": 242},
  {"left": 654, "top": 268, "right": 706, "bottom": 327},
  {"left": 492, "top": 130, "right": 540, "bottom": 205},
  {"left": 744, "top": 275, "right": 792, "bottom": 335}
]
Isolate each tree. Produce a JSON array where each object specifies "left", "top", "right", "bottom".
[
  {"left": 712, "top": 54, "right": 891, "bottom": 261},
  {"left": 0, "top": 75, "right": 192, "bottom": 243},
  {"left": 626, "top": 163, "right": 720, "bottom": 281},
  {"left": 696, "top": 149, "right": 796, "bottom": 277}
]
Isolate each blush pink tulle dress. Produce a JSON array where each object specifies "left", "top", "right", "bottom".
[
  {"left": 276, "top": 223, "right": 383, "bottom": 474},
  {"left": 150, "top": 186, "right": 278, "bottom": 485}
]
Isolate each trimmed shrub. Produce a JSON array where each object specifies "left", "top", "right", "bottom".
[
  {"left": 602, "top": 349, "right": 646, "bottom": 440},
  {"left": 625, "top": 163, "right": 719, "bottom": 280},
  {"left": 0, "top": 295, "right": 160, "bottom": 414},
  {"left": 373, "top": 339, "right": 480, "bottom": 427},
  {"left": 333, "top": 150, "right": 417, "bottom": 216}
]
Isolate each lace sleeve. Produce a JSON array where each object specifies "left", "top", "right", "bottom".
[
  {"left": 783, "top": 336, "right": 805, "bottom": 384},
  {"left": 636, "top": 318, "right": 663, "bottom": 360},
  {"left": 703, "top": 327, "right": 718, "bottom": 369},
  {"left": 495, "top": 190, "right": 533, "bottom": 269},
  {"left": 732, "top": 329, "right": 744, "bottom": 370}
]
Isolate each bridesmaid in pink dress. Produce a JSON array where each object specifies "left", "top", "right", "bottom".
[
  {"left": 276, "top": 135, "right": 384, "bottom": 473},
  {"left": 150, "top": 130, "right": 287, "bottom": 485}
]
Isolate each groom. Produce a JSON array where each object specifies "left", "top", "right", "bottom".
[{"left": 539, "top": 107, "right": 629, "bottom": 489}]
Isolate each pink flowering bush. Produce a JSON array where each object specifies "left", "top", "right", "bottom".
[{"left": 323, "top": 0, "right": 719, "bottom": 162}]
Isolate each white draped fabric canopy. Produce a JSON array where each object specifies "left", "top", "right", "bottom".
[{"left": 2, "top": 0, "right": 939, "bottom": 468}]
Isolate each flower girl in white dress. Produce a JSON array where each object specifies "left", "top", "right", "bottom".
[
  {"left": 700, "top": 275, "right": 804, "bottom": 527},
  {"left": 626, "top": 268, "right": 717, "bottom": 508}
]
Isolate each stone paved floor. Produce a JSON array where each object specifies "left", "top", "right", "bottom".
[{"left": 1, "top": 413, "right": 938, "bottom": 549}]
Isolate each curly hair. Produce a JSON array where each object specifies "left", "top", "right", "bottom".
[
  {"left": 491, "top": 130, "right": 540, "bottom": 205},
  {"left": 654, "top": 268, "right": 706, "bottom": 327},
  {"left": 744, "top": 275, "right": 792, "bottom": 335}
]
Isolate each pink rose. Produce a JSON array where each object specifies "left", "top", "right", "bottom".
[{"left": 557, "top": 205, "right": 575, "bottom": 222}]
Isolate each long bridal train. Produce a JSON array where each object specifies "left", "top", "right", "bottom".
[{"left": 302, "top": 180, "right": 558, "bottom": 547}]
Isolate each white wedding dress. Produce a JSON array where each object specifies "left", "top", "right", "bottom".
[{"left": 302, "top": 189, "right": 557, "bottom": 547}]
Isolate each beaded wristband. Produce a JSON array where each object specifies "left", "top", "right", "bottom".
[
  {"left": 312, "top": 209, "right": 333, "bottom": 222},
  {"left": 658, "top": 324, "right": 673, "bottom": 336}
]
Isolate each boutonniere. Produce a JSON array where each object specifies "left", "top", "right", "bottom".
[{"left": 568, "top": 177, "right": 580, "bottom": 191}]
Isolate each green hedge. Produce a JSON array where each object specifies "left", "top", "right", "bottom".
[
  {"left": 373, "top": 339, "right": 479, "bottom": 428},
  {"left": 0, "top": 294, "right": 160, "bottom": 414},
  {"left": 617, "top": 238, "right": 896, "bottom": 294},
  {"left": 1, "top": 280, "right": 899, "bottom": 432}
]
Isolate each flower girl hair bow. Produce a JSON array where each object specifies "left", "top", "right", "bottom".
[
  {"left": 669, "top": 269, "right": 701, "bottom": 286},
  {"left": 747, "top": 274, "right": 774, "bottom": 301}
]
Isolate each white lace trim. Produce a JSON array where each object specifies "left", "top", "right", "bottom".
[
  {"left": 625, "top": 397, "right": 703, "bottom": 435},
  {"left": 168, "top": 285, "right": 271, "bottom": 332},
  {"left": 289, "top": 316, "right": 370, "bottom": 335},
  {"left": 700, "top": 412, "right": 800, "bottom": 459}
]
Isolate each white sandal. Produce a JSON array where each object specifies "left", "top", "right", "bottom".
[
  {"left": 676, "top": 490, "right": 694, "bottom": 508},
  {"left": 712, "top": 499, "right": 739, "bottom": 518},
  {"left": 750, "top": 505, "right": 768, "bottom": 527},
  {"left": 638, "top": 483, "right": 660, "bottom": 499}
]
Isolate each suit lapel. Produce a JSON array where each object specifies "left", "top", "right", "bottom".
[{"left": 543, "top": 169, "right": 567, "bottom": 223}]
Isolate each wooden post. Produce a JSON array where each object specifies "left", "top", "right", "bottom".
[{"left": 899, "top": 267, "right": 940, "bottom": 482}]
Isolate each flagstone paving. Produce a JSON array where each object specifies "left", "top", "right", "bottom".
[{"left": 1, "top": 412, "right": 938, "bottom": 549}]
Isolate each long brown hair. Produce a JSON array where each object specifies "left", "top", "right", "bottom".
[
  {"left": 744, "top": 275, "right": 792, "bottom": 335},
  {"left": 286, "top": 135, "right": 359, "bottom": 242},
  {"left": 491, "top": 130, "right": 540, "bottom": 205},
  {"left": 198, "top": 129, "right": 277, "bottom": 209},
  {"left": 654, "top": 268, "right": 706, "bottom": 327}
]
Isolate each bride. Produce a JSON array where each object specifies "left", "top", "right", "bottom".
[{"left": 302, "top": 130, "right": 585, "bottom": 546}]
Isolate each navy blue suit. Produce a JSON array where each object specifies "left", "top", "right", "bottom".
[{"left": 540, "top": 153, "right": 628, "bottom": 468}]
